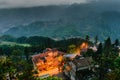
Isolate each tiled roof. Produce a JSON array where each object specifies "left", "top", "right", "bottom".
[
  {"left": 72, "top": 57, "right": 92, "bottom": 70},
  {"left": 32, "top": 49, "right": 64, "bottom": 64}
]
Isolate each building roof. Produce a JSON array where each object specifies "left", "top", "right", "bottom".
[
  {"left": 72, "top": 56, "right": 92, "bottom": 71},
  {"left": 32, "top": 48, "right": 64, "bottom": 64}
]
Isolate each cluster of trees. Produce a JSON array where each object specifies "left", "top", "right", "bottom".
[
  {"left": 0, "top": 35, "right": 89, "bottom": 54},
  {"left": 84, "top": 37, "right": 120, "bottom": 80},
  {"left": 0, "top": 56, "right": 35, "bottom": 80}
]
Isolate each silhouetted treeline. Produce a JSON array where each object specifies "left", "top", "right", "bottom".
[{"left": 0, "top": 35, "right": 91, "bottom": 55}]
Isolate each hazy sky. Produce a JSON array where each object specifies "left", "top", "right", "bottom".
[
  {"left": 0, "top": 0, "right": 89, "bottom": 8},
  {"left": 0, "top": 0, "right": 119, "bottom": 8}
]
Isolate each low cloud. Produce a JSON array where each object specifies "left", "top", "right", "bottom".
[
  {"left": 0, "top": 0, "right": 88, "bottom": 8},
  {"left": 0, "top": 0, "right": 119, "bottom": 9}
]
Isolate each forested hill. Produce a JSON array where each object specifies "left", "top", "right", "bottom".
[
  {"left": 1, "top": 1, "right": 120, "bottom": 40},
  {"left": 4, "top": 11, "right": 120, "bottom": 41}
]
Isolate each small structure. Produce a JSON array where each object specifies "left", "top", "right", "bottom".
[
  {"left": 89, "top": 46, "right": 98, "bottom": 52},
  {"left": 63, "top": 54, "right": 77, "bottom": 60},
  {"left": 64, "top": 56, "right": 93, "bottom": 80}
]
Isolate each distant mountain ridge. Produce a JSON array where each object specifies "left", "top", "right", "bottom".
[
  {"left": 4, "top": 11, "right": 120, "bottom": 41},
  {"left": 1, "top": 2, "right": 120, "bottom": 40}
]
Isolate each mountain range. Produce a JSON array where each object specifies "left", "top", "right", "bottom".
[{"left": 1, "top": 1, "right": 120, "bottom": 41}]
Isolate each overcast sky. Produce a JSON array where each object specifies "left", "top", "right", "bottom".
[
  {"left": 0, "top": 0, "right": 90, "bottom": 8},
  {"left": 0, "top": 0, "right": 119, "bottom": 8}
]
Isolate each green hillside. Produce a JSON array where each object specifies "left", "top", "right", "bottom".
[
  {"left": 4, "top": 11, "right": 120, "bottom": 41},
  {"left": 0, "top": 41, "right": 31, "bottom": 47}
]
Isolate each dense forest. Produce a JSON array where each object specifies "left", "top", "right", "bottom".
[{"left": 0, "top": 35, "right": 89, "bottom": 53}]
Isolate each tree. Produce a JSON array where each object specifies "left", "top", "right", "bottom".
[
  {"left": 106, "top": 57, "right": 120, "bottom": 80},
  {"left": 85, "top": 35, "right": 90, "bottom": 41},
  {"left": 17, "top": 62, "right": 36, "bottom": 80},
  {"left": 24, "top": 47, "right": 29, "bottom": 62},
  {"left": 114, "top": 39, "right": 119, "bottom": 46},
  {"left": 0, "top": 56, "right": 17, "bottom": 80},
  {"left": 11, "top": 49, "right": 23, "bottom": 62},
  {"left": 0, "top": 47, "right": 4, "bottom": 55},
  {"left": 67, "top": 44, "right": 76, "bottom": 53},
  {"left": 93, "top": 43, "right": 103, "bottom": 61},
  {"left": 0, "top": 35, "right": 16, "bottom": 42},
  {"left": 84, "top": 49, "right": 94, "bottom": 57},
  {"left": 104, "top": 37, "right": 112, "bottom": 56},
  {"left": 97, "top": 43, "right": 103, "bottom": 55},
  {"left": 17, "top": 36, "right": 27, "bottom": 43},
  {"left": 114, "top": 57, "right": 120, "bottom": 69},
  {"left": 104, "top": 37, "right": 111, "bottom": 49},
  {"left": 107, "top": 68, "right": 120, "bottom": 80},
  {"left": 94, "top": 35, "right": 98, "bottom": 44}
]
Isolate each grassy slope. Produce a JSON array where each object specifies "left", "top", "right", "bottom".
[{"left": 0, "top": 41, "right": 31, "bottom": 47}]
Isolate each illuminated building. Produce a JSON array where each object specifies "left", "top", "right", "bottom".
[{"left": 31, "top": 48, "right": 65, "bottom": 76}]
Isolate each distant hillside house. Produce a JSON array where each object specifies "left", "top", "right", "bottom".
[{"left": 31, "top": 48, "right": 65, "bottom": 76}]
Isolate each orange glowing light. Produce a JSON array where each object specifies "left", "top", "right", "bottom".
[
  {"left": 75, "top": 42, "right": 89, "bottom": 55},
  {"left": 32, "top": 49, "right": 65, "bottom": 77},
  {"left": 80, "top": 42, "right": 88, "bottom": 49},
  {"left": 58, "top": 56, "right": 63, "bottom": 62}
]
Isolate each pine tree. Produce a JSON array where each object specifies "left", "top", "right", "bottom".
[
  {"left": 104, "top": 37, "right": 111, "bottom": 49},
  {"left": 104, "top": 37, "right": 112, "bottom": 56},
  {"left": 114, "top": 39, "right": 119, "bottom": 46},
  {"left": 97, "top": 43, "right": 103, "bottom": 55},
  {"left": 24, "top": 47, "right": 29, "bottom": 62},
  {"left": 94, "top": 35, "right": 98, "bottom": 44},
  {"left": 85, "top": 35, "right": 90, "bottom": 41}
]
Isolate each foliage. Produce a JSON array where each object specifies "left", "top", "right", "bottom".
[
  {"left": 17, "top": 62, "right": 36, "bottom": 80},
  {"left": 85, "top": 35, "right": 90, "bottom": 41},
  {"left": 67, "top": 44, "right": 76, "bottom": 53},
  {"left": 38, "top": 76, "right": 62, "bottom": 80},
  {"left": 84, "top": 49, "right": 94, "bottom": 57},
  {"left": 114, "top": 39, "right": 119, "bottom": 46},
  {"left": 0, "top": 56, "right": 17, "bottom": 80},
  {"left": 114, "top": 57, "right": 120, "bottom": 69},
  {"left": 90, "top": 37, "right": 120, "bottom": 80},
  {"left": 16, "top": 36, "right": 27, "bottom": 43},
  {"left": 94, "top": 35, "right": 98, "bottom": 44},
  {"left": 0, "top": 35, "right": 16, "bottom": 42}
]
